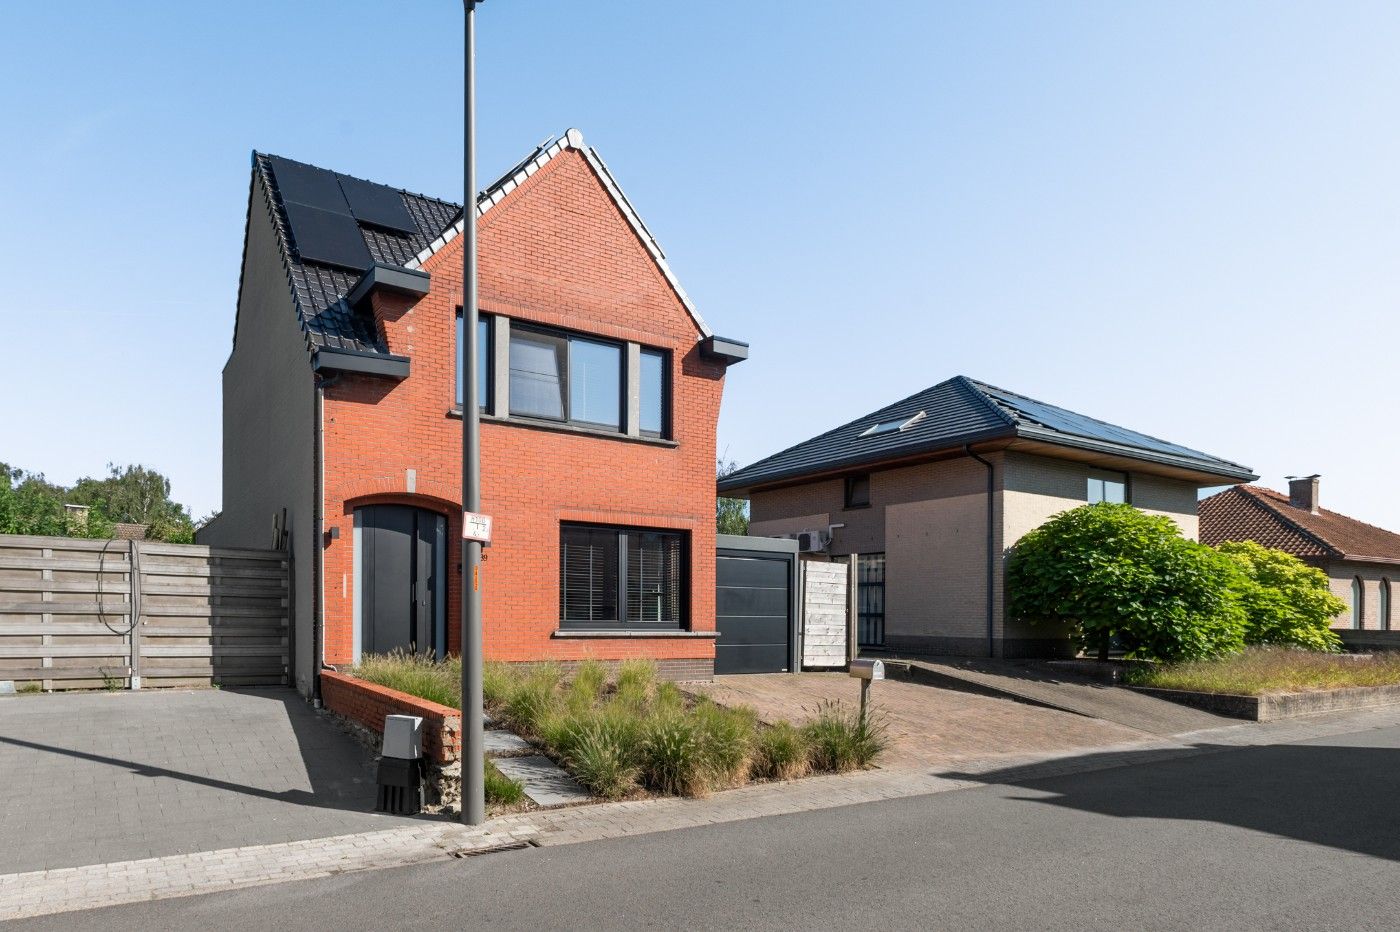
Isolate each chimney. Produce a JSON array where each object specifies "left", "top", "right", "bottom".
[{"left": 1287, "top": 475, "right": 1321, "bottom": 514}]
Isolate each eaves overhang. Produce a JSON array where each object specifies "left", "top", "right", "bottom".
[
  {"left": 312, "top": 347, "right": 410, "bottom": 380},
  {"left": 346, "top": 263, "right": 431, "bottom": 311},
  {"left": 700, "top": 335, "right": 749, "bottom": 366},
  {"left": 1011, "top": 425, "right": 1258, "bottom": 483}
]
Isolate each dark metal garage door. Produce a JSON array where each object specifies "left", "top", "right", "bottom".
[{"left": 715, "top": 536, "right": 797, "bottom": 675}]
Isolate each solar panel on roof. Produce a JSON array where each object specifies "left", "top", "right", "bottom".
[
  {"left": 984, "top": 387, "right": 1208, "bottom": 460},
  {"left": 282, "top": 201, "right": 373, "bottom": 271},
  {"left": 337, "top": 175, "right": 418, "bottom": 234},
  {"left": 268, "top": 156, "right": 351, "bottom": 214}
]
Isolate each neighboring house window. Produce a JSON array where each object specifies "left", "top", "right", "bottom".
[
  {"left": 454, "top": 312, "right": 491, "bottom": 410},
  {"left": 845, "top": 474, "right": 871, "bottom": 508},
  {"left": 508, "top": 325, "right": 629, "bottom": 431},
  {"left": 559, "top": 523, "right": 685, "bottom": 627},
  {"left": 1382, "top": 579, "right": 1392, "bottom": 631},
  {"left": 1352, "top": 577, "right": 1364, "bottom": 629},
  {"left": 857, "top": 553, "right": 886, "bottom": 648},
  {"left": 1087, "top": 472, "right": 1127, "bottom": 504},
  {"left": 639, "top": 348, "right": 667, "bottom": 437}
]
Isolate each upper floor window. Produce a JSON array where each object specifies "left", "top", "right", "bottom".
[
  {"left": 454, "top": 312, "right": 490, "bottom": 410},
  {"left": 1087, "top": 471, "right": 1127, "bottom": 505},
  {"left": 845, "top": 474, "right": 871, "bottom": 508},
  {"left": 639, "top": 348, "right": 667, "bottom": 437},
  {"left": 509, "top": 327, "right": 622, "bottom": 429}
]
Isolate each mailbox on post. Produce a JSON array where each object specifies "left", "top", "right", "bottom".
[
  {"left": 849, "top": 658, "right": 884, "bottom": 724},
  {"left": 849, "top": 659, "right": 884, "bottom": 681}
]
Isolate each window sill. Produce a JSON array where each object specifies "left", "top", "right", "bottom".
[
  {"left": 552, "top": 629, "right": 719, "bottom": 639},
  {"left": 447, "top": 408, "right": 678, "bottom": 447}
]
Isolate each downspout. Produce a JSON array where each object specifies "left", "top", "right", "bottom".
[
  {"left": 964, "top": 444, "right": 996, "bottom": 658},
  {"left": 312, "top": 372, "right": 340, "bottom": 706}
]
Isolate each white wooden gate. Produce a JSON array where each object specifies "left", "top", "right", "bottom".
[{"left": 800, "top": 560, "right": 848, "bottom": 669}]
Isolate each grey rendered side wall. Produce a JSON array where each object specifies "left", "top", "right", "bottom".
[{"left": 196, "top": 172, "right": 317, "bottom": 696}]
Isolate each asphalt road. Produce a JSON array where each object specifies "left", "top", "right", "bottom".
[{"left": 19, "top": 722, "right": 1400, "bottom": 931}]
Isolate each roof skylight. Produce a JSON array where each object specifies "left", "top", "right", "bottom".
[{"left": 860, "top": 410, "right": 926, "bottom": 437}]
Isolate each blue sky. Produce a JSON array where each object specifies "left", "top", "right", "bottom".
[{"left": 2, "top": 1, "right": 1397, "bottom": 530}]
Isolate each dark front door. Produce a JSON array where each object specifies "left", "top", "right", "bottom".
[
  {"left": 715, "top": 549, "right": 794, "bottom": 674},
  {"left": 358, "top": 505, "right": 445, "bottom": 657}
]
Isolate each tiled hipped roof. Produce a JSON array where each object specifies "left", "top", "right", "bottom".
[
  {"left": 1199, "top": 485, "right": 1400, "bottom": 564},
  {"left": 718, "top": 375, "right": 1255, "bottom": 493}
]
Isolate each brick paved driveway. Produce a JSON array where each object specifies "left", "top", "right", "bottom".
[
  {"left": 0, "top": 688, "right": 428, "bottom": 874},
  {"left": 692, "top": 673, "right": 1149, "bottom": 772}
]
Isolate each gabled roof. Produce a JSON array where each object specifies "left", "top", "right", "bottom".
[
  {"left": 244, "top": 128, "right": 710, "bottom": 358},
  {"left": 718, "top": 375, "right": 1256, "bottom": 493},
  {"left": 1200, "top": 485, "right": 1400, "bottom": 565}
]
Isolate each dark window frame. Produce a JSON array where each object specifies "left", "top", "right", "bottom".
[
  {"left": 857, "top": 552, "right": 886, "bottom": 648},
  {"left": 844, "top": 474, "right": 871, "bottom": 509},
  {"left": 639, "top": 347, "right": 670, "bottom": 439},
  {"left": 454, "top": 310, "right": 492, "bottom": 411},
  {"left": 559, "top": 522, "right": 689, "bottom": 630},
  {"left": 508, "top": 323, "right": 631, "bottom": 432}
]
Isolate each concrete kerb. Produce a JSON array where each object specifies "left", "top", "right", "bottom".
[{"left": 6, "top": 705, "right": 1399, "bottom": 923}]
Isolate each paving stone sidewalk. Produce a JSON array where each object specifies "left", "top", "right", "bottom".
[{"left": 7, "top": 705, "right": 1399, "bottom": 923}]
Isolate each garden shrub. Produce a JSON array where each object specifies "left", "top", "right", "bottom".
[
  {"left": 803, "top": 700, "right": 886, "bottom": 773},
  {"left": 1216, "top": 541, "right": 1345, "bottom": 652},
  {"left": 691, "top": 700, "right": 757, "bottom": 788},
  {"left": 752, "top": 721, "right": 811, "bottom": 781},
  {"left": 559, "top": 712, "right": 642, "bottom": 799},
  {"left": 1007, "top": 503, "right": 1246, "bottom": 662},
  {"left": 642, "top": 713, "right": 707, "bottom": 796}
]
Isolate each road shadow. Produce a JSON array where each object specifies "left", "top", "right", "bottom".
[{"left": 944, "top": 741, "right": 1400, "bottom": 861}]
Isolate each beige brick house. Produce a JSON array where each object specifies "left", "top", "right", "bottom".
[
  {"left": 718, "top": 376, "right": 1256, "bottom": 659},
  {"left": 1200, "top": 477, "right": 1400, "bottom": 631}
]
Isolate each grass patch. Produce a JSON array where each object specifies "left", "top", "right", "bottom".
[
  {"left": 351, "top": 650, "right": 459, "bottom": 707},
  {"left": 485, "top": 761, "right": 525, "bottom": 806},
  {"left": 17, "top": 682, "right": 43, "bottom": 695},
  {"left": 1126, "top": 646, "right": 1400, "bottom": 696}
]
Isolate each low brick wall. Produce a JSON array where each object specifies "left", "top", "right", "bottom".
[
  {"left": 320, "top": 670, "right": 461, "bottom": 763},
  {"left": 1130, "top": 683, "right": 1400, "bottom": 721}
]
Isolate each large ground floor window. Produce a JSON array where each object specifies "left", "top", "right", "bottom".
[
  {"left": 857, "top": 553, "right": 886, "bottom": 648},
  {"left": 560, "top": 523, "right": 686, "bottom": 629}
]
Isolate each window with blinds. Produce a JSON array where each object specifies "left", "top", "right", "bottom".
[{"left": 560, "top": 524, "right": 686, "bottom": 628}]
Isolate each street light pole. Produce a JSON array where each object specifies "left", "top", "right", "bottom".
[{"left": 460, "top": 0, "right": 485, "bottom": 827}]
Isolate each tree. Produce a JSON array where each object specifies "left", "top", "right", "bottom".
[
  {"left": 716, "top": 458, "right": 749, "bottom": 536},
  {"left": 0, "top": 461, "right": 189, "bottom": 542},
  {"left": 68, "top": 464, "right": 195, "bottom": 543},
  {"left": 1007, "top": 503, "right": 1246, "bottom": 662},
  {"left": 1217, "top": 541, "right": 1345, "bottom": 652}
]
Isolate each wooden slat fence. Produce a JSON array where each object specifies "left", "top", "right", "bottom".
[{"left": 0, "top": 534, "right": 289, "bottom": 690}]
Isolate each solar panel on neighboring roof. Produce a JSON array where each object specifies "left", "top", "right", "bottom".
[
  {"left": 981, "top": 386, "right": 1211, "bottom": 461},
  {"left": 281, "top": 201, "right": 373, "bottom": 271},
  {"left": 268, "top": 156, "right": 351, "bottom": 214},
  {"left": 337, "top": 174, "right": 418, "bottom": 234}
]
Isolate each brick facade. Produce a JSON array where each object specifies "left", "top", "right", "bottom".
[
  {"left": 318, "top": 149, "right": 724, "bottom": 673},
  {"left": 1326, "top": 561, "right": 1396, "bottom": 631}
]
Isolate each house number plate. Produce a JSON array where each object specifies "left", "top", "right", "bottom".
[{"left": 462, "top": 512, "right": 493, "bottom": 543}]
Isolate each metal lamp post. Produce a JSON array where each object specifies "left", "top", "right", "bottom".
[{"left": 460, "top": 0, "right": 486, "bottom": 827}]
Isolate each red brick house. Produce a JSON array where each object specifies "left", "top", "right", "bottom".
[
  {"left": 198, "top": 129, "right": 747, "bottom": 695},
  {"left": 1200, "top": 476, "right": 1400, "bottom": 631}
]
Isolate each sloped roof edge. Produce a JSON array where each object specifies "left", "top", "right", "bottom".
[{"left": 406, "top": 128, "right": 712, "bottom": 339}]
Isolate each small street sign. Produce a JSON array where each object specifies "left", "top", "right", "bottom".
[{"left": 462, "top": 512, "right": 493, "bottom": 543}]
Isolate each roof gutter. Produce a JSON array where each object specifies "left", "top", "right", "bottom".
[{"left": 964, "top": 444, "right": 997, "bottom": 658}]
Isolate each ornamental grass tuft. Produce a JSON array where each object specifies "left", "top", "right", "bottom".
[
  {"left": 803, "top": 699, "right": 887, "bottom": 773},
  {"left": 752, "top": 721, "right": 811, "bottom": 781}
]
